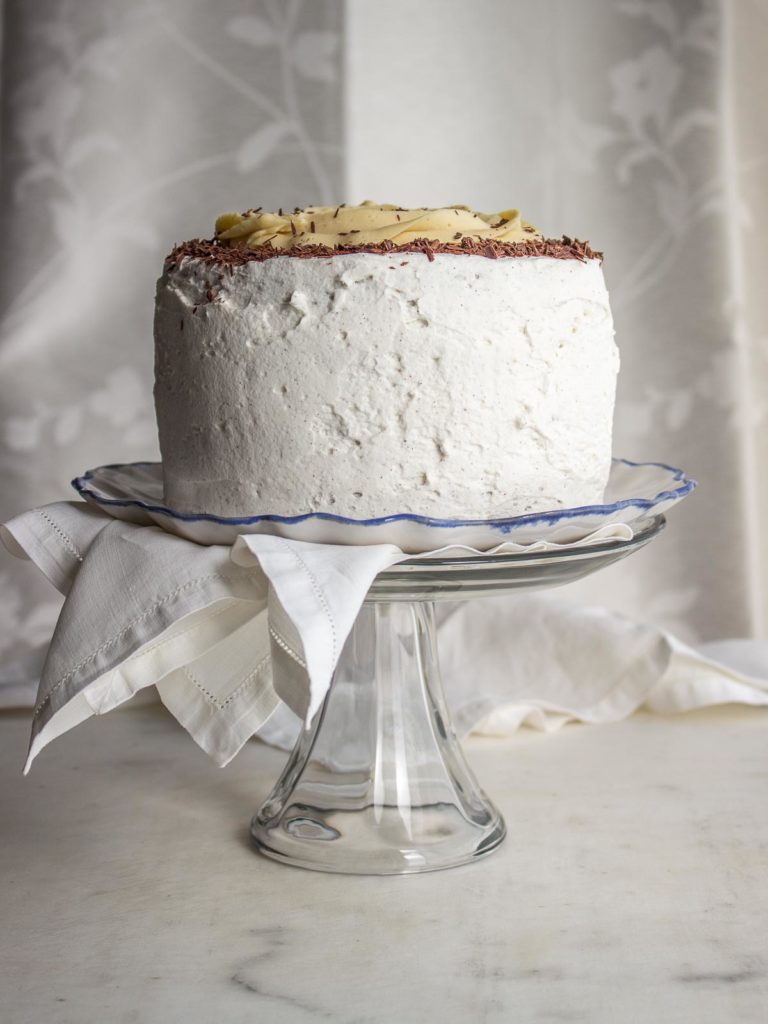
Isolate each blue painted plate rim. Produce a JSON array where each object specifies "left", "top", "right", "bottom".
[{"left": 71, "top": 458, "right": 697, "bottom": 532}]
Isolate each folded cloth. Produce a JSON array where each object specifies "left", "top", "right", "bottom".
[{"left": 2, "top": 502, "right": 767, "bottom": 772}]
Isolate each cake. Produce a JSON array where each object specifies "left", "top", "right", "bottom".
[{"left": 154, "top": 202, "right": 618, "bottom": 519}]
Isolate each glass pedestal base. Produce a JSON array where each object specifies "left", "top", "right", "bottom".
[
  {"left": 251, "top": 518, "right": 664, "bottom": 875},
  {"left": 252, "top": 602, "right": 506, "bottom": 874}
]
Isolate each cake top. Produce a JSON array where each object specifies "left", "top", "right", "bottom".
[
  {"left": 214, "top": 201, "right": 542, "bottom": 251},
  {"left": 165, "top": 202, "right": 603, "bottom": 268}
]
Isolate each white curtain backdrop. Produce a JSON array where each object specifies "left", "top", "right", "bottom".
[
  {"left": 0, "top": 0, "right": 343, "bottom": 677},
  {"left": 0, "top": 0, "right": 766, "bottom": 685},
  {"left": 347, "top": 0, "right": 767, "bottom": 643}
]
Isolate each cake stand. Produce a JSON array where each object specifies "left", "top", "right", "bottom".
[{"left": 251, "top": 515, "right": 665, "bottom": 875}]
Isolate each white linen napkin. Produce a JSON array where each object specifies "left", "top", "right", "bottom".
[{"left": 2, "top": 501, "right": 767, "bottom": 772}]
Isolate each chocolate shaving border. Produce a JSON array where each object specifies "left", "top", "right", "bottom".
[{"left": 165, "top": 235, "right": 603, "bottom": 270}]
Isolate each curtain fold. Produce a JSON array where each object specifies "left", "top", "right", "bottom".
[{"left": 729, "top": 0, "right": 768, "bottom": 636}]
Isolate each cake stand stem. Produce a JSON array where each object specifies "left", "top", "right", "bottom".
[{"left": 251, "top": 599, "right": 506, "bottom": 874}]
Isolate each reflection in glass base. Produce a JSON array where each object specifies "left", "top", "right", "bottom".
[
  {"left": 251, "top": 601, "right": 506, "bottom": 875},
  {"left": 251, "top": 517, "right": 664, "bottom": 875}
]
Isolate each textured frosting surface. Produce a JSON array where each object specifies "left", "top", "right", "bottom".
[
  {"left": 215, "top": 201, "right": 541, "bottom": 250},
  {"left": 154, "top": 252, "right": 618, "bottom": 519}
]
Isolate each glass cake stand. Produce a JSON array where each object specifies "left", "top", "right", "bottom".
[{"left": 251, "top": 516, "right": 665, "bottom": 875}]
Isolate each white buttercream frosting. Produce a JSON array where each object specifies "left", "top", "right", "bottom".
[{"left": 154, "top": 251, "right": 618, "bottom": 518}]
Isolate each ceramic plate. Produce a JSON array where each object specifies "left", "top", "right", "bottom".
[{"left": 71, "top": 459, "right": 696, "bottom": 552}]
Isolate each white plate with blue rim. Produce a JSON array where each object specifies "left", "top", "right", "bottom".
[{"left": 72, "top": 459, "right": 696, "bottom": 553}]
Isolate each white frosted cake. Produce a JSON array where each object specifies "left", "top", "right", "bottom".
[{"left": 154, "top": 203, "right": 618, "bottom": 519}]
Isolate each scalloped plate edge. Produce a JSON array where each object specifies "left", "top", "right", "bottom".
[{"left": 71, "top": 459, "right": 696, "bottom": 552}]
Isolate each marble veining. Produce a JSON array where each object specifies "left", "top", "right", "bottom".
[{"left": 1, "top": 704, "right": 767, "bottom": 1023}]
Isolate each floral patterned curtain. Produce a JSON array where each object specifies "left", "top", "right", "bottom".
[
  {"left": 346, "top": 0, "right": 767, "bottom": 643},
  {"left": 0, "top": 0, "right": 343, "bottom": 679},
  {"left": 1, "top": 0, "right": 766, "bottom": 689}
]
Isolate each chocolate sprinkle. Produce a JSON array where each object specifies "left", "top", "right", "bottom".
[{"left": 164, "top": 236, "right": 604, "bottom": 272}]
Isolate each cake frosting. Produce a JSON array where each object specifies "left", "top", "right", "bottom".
[
  {"left": 214, "top": 201, "right": 542, "bottom": 249},
  {"left": 154, "top": 203, "right": 618, "bottom": 520}
]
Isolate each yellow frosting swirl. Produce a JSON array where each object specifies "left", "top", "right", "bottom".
[{"left": 214, "top": 201, "right": 542, "bottom": 250}]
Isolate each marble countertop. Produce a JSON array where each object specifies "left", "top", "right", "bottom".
[{"left": 1, "top": 703, "right": 767, "bottom": 1023}]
